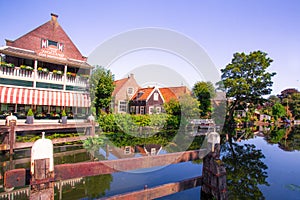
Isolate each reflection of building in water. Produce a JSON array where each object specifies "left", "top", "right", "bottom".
[
  {"left": 136, "top": 144, "right": 162, "bottom": 156},
  {"left": 0, "top": 177, "right": 84, "bottom": 200},
  {"left": 0, "top": 13, "right": 92, "bottom": 117}
]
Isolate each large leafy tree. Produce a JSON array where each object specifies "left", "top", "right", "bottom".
[
  {"left": 91, "top": 66, "right": 115, "bottom": 116},
  {"left": 221, "top": 51, "right": 276, "bottom": 124},
  {"left": 192, "top": 81, "right": 216, "bottom": 117},
  {"left": 272, "top": 102, "right": 286, "bottom": 120}
]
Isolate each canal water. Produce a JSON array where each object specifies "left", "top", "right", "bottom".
[{"left": 0, "top": 126, "right": 300, "bottom": 199}]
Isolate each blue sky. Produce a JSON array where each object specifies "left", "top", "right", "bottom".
[{"left": 0, "top": 0, "right": 299, "bottom": 95}]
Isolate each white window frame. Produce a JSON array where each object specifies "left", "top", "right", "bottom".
[
  {"left": 140, "top": 106, "right": 145, "bottom": 114},
  {"left": 127, "top": 87, "right": 134, "bottom": 96},
  {"left": 156, "top": 107, "right": 161, "bottom": 114},
  {"left": 118, "top": 100, "right": 127, "bottom": 113},
  {"left": 153, "top": 93, "right": 159, "bottom": 101},
  {"left": 149, "top": 106, "right": 154, "bottom": 114}
]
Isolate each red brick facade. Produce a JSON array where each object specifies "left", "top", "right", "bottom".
[{"left": 6, "top": 13, "right": 86, "bottom": 61}]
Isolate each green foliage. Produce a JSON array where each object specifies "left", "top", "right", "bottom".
[
  {"left": 61, "top": 110, "right": 67, "bottom": 117},
  {"left": 83, "top": 136, "right": 105, "bottom": 151},
  {"left": 97, "top": 113, "right": 174, "bottom": 133},
  {"left": 90, "top": 66, "right": 115, "bottom": 115},
  {"left": 163, "top": 98, "right": 181, "bottom": 115},
  {"left": 27, "top": 108, "right": 34, "bottom": 116},
  {"left": 272, "top": 103, "right": 286, "bottom": 120},
  {"left": 179, "top": 94, "right": 201, "bottom": 119},
  {"left": 221, "top": 51, "right": 276, "bottom": 124},
  {"left": 288, "top": 93, "right": 300, "bottom": 119},
  {"left": 192, "top": 81, "right": 216, "bottom": 117}
]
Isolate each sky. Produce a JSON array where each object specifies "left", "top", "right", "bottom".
[{"left": 0, "top": 0, "right": 300, "bottom": 95}]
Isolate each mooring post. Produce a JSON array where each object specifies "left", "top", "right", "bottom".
[
  {"left": 91, "top": 120, "right": 95, "bottom": 137},
  {"left": 9, "top": 120, "right": 17, "bottom": 155},
  {"left": 30, "top": 132, "right": 55, "bottom": 200},
  {"left": 201, "top": 132, "right": 227, "bottom": 200}
]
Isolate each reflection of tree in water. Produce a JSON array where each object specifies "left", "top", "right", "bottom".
[
  {"left": 221, "top": 135, "right": 269, "bottom": 199},
  {"left": 266, "top": 125, "right": 300, "bottom": 151},
  {"left": 57, "top": 174, "right": 113, "bottom": 199}
]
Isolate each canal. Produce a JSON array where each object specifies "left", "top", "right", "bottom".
[{"left": 0, "top": 125, "right": 300, "bottom": 199}]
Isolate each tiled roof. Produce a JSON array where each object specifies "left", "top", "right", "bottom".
[
  {"left": 168, "top": 86, "right": 191, "bottom": 98},
  {"left": 131, "top": 87, "right": 155, "bottom": 101},
  {"left": 159, "top": 88, "right": 177, "bottom": 102},
  {"left": 112, "top": 77, "right": 130, "bottom": 96}
]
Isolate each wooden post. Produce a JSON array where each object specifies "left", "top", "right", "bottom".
[
  {"left": 30, "top": 132, "right": 54, "bottom": 200},
  {"left": 9, "top": 120, "right": 17, "bottom": 155},
  {"left": 91, "top": 121, "right": 95, "bottom": 137},
  {"left": 201, "top": 144, "right": 227, "bottom": 200}
]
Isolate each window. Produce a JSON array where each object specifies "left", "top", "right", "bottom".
[
  {"left": 127, "top": 87, "right": 134, "bottom": 96},
  {"left": 140, "top": 106, "right": 145, "bottom": 114},
  {"left": 130, "top": 106, "right": 135, "bottom": 114},
  {"left": 118, "top": 101, "right": 127, "bottom": 113},
  {"left": 153, "top": 93, "right": 159, "bottom": 101},
  {"left": 124, "top": 146, "right": 131, "bottom": 155},
  {"left": 156, "top": 107, "right": 161, "bottom": 114},
  {"left": 149, "top": 106, "right": 154, "bottom": 114}
]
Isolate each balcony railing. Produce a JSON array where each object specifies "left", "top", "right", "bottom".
[{"left": 0, "top": 66, "right": 89, "bottom": 89}]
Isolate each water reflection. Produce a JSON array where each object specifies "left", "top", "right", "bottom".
[{"left": 221, "top": 133, "right": 269, "bottom": 199}]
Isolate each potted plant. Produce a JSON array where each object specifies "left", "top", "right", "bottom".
[
  {"left": 61, "top": 110, "right": 67, "bottom": 124},
  {"left": 26, "top": 108, "right": 34, "bottom": 124}
]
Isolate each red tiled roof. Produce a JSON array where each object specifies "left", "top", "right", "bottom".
[
  {"left": 159, "top": 88, "right": 177, "bottom": 102},
  {"left": 168, "top": 86, "right": 191, "bottom": 98},
  {"left": 112, "top": 77, "right": 130, "bottom": 96},
  {"left": 131, "top": 87, "right": 155, "bottom": 101}
]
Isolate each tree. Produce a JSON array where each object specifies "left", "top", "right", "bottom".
[
  {"left": 272, "top": 103, "right": 286, "bottom": 120},
  {"left": 179, "top": 94, "right": 201, "bottom": 119},
  {"left": 92, "top": 66, "right": 115, "bottom": 116},
  {"left": 221, "top": 51, "right": 276, "bottom": 125},
  {"left": 192, "top": 81, "right": 216, "bottom": 117},
  {"left": 288, "top": 93, "right": 300, "bottom": 119}
]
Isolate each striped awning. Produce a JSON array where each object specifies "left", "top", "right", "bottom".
[{"left": 0, "top": 86, "right": 90, "bottom": 107}]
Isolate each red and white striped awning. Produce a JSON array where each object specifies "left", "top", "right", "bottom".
[{"left": 0, "top": 86, "right": 90, "bottom": 107}]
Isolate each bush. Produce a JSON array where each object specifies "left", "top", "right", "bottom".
[{"left": 27, "top": 109, "right": 34, "bottom": 116}]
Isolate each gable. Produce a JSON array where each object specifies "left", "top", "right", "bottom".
[{"left": 5, "top": 13, "right": 86, "bottom": 61}]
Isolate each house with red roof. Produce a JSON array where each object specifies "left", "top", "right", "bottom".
[
  {"left": 111, "top": 74, "right": 140, "bottom": 113},
  {"left": 129, "top": 86, "right": 178, "bottom": 114},
  {"left": 0, "top": 13, "right": 92, "bottom": 119}
]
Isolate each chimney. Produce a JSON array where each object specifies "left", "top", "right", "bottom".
[
  {"left": 129, "top": 73, "right": 134, "bottom": 79},
  {"left": 51, "top": 13, "right": 58, "bottom": 22}
]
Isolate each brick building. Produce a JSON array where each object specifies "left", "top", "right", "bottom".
[{"left": 0, "top": 13, "right": 92, "bottom": 119}]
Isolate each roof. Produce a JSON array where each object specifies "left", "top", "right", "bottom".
[
  {"left": 131, "top": 87, "right": 155, "bottom": 101},
  {"left": 159, "top": 88, "right": 177, "bottom": 102},
  {"left": 112, "top": 77, "right": 130, "bottom": 96},
  {"left": 3, "top": 13, "right": 89, "bottom": 64},
  {"left": 168, "top": 86, "right": 191, "bottom": 98}
]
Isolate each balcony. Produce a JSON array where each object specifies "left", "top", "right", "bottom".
[{"left": 0, "top": 65, "right": 89, "bottom": 89}]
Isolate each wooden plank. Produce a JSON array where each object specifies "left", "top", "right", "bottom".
[
  {"left": 15, "top": 123, "right": 93, "bottom": 132},
  {"left": 14, "top": 136, "right": 89, "bottom": 150},
  {"left": 101, "top": 176, "right": 202, "bottom": 200}
]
